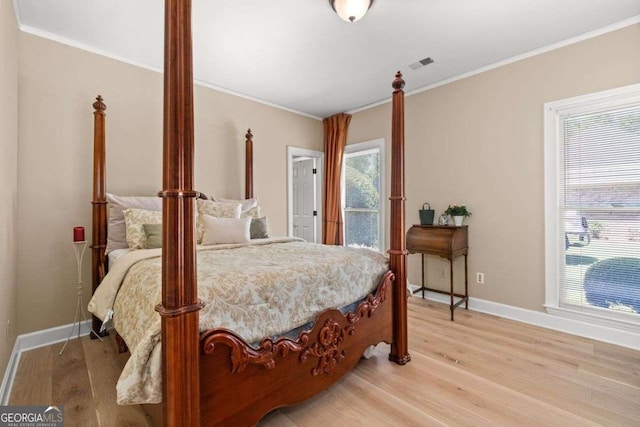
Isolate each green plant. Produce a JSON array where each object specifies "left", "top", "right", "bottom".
[{"left": 445, "top": 204, "right": 472, "bottom": 217}]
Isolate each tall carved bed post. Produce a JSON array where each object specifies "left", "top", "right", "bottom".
[
  {"left": 389, "top": 71, "right": 411, "bottom": 365},
  {"left": 246, "top": 129, "right": 253, "bottom": 199},
  {"left": 91, "top": 95, "right": 108, "bottom": 337},
  {"left": 156, "top": 0, "right": 202, "bottom": 425}
]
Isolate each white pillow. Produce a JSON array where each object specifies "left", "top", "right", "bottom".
[
  {"left": 201, "top": 216, "right": 251, "bottom": 245},
  {"left": 196, "top": 200, "right": 242, "bottom": 243},
  {"left": 211, "top": 196, "right": 258, "bottom": 211},
  {"left": 123, "top": 208, "right": 162, "bottom": 250},
  {"left": 106, "top": 193, "right": 162, "bottom": 253}
]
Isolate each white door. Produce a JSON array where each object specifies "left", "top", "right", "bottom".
[{"left": 292, "top": 158, "right": 316, "bottom": 242}]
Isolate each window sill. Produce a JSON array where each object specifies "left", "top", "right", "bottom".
[{"left": 544, "top": 304, "right": 640, "bottom": 334}]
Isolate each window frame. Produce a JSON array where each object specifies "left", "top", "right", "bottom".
[
  {"left": 544, "top": 83, "right": 640, "bottom": 332},
  {"left": 342, "top": 139, "right": 386, "bottom": 252}
]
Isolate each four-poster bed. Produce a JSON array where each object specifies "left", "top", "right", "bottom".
[{"left": 88, "top": 1, "right": 410, "bottom": 425}]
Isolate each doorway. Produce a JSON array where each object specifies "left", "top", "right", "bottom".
[{"left": 287, "top": 147, "right": 323, "bottom": 243}]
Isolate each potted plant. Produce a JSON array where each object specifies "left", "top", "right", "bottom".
[{"left": 445, "top": 204, "right": 471, "bottom": 226}]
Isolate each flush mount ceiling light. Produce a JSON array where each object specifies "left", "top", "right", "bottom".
[{"left": 329, "top": 0, "right": 374, "bottom": 23}]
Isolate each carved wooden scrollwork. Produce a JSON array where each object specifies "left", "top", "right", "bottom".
[
  {"left": 201, "top": 329, "right": 309, "bottom": 373},
  {"left": 347, "top": 271, "right": 393, "bottom": 324},
  {"left": 200, "top": 270, "right": 395, "bottom": 375},
  {"left": 300, "top": 318, "right": 348, "bottom": 376},
  {"left": 299, "top": 272, "right": 394, "bottom": 376}
]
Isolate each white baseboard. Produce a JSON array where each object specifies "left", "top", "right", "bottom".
[
  {"left": 0, "top": 320, "right": 91, "bottom": 405},
  {"left": 412, "top": 287, "right": 640, "bottom": 351}
]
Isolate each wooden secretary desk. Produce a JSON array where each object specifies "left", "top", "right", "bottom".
[{"left": 406, "top": 225, "right": 469, "bottom": 320}]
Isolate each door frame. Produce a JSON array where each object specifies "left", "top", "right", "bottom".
[{"left": 287, "top": 146, "right": 324, "bottom": 242}]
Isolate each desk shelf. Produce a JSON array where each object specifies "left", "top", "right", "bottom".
[{"left": 407, "top": 225, "right": 469, "bottom": 320}]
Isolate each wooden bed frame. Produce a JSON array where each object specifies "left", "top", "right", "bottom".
[{"left": 90, "top": 1, "right": 410, "bottom": 425}]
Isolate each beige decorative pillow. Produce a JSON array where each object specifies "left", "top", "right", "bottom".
[
  {"left": 201, "top": 216, "right": 251, "bottom": 245},
  {"left": 196, "top": 200, "right": 242, "bottom": 243},
  {"left": 106, "top": 193, "right": 162, "bottom": 253},
  {"left": 123, "top": 208, "right": 162, "bottom": 250},
  {"left": 211, "top": 196, "right": 258, "bottom": 211},
  {"left": 241, "top": 206, "right": 261, "bottom": 219}
]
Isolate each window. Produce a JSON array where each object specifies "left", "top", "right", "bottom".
[
  {"left": 342, "top": 139, "right": 385, "bottom": 251},
  {"left": 544, "top": 84, "right": 640, "bottom": 329}
]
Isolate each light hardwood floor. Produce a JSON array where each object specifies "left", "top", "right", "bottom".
[{"left": 9, "top": 298, "right": 640, "bottom": 426}]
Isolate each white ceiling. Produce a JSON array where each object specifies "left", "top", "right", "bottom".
[{"left": 14, "top": 0, "right": 640, "bottom": 119}]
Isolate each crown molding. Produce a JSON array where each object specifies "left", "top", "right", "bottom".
[
  {"left": 17, "top": 24, "right": 322, "bottom": 121},
  {"left": 349, "top": 15, "right": 640, "bottom": 115}
]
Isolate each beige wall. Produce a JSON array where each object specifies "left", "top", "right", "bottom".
[
  {"left": 17, "top": 33, "right": 322, "bottom": 334},
  {"left": 0, "top": 0, "right": 19, "bottom": 375},
  {"left": 0, "top": 0, "right": 19, "bottom": 374},
  {"left": 349, "top": 25, "right": 640, "bottom": 311}
]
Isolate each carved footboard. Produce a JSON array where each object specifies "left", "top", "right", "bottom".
[{"left": 199, "top": 271, "right": 395, "bottom": 426}]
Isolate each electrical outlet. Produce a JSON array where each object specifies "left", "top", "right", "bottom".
[
  {"left": 439, "top": 268, "right": 446, "bottom": 278},
  {"left": 476, "top": 272, "right": 485, "bottom": 284}
]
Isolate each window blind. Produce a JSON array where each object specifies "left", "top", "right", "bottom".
[{"left": 559, "top": 104, "right": 640, "bottom": 320}]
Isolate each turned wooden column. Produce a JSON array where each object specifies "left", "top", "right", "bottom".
[
  {"left": 388, "top": 72, "right": 411, "bottom": 365},
  {"left": 156, "top": 0, "right": 203, "bottom": 425},
  {"left": 245, "top": 129, "right": 253, "bottom": 199},
  {"left": 91, "top": 95, "right": 108, "bottom": 338}
]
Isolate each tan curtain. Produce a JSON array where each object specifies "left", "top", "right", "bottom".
[{"left": 322, "top": 113, "right": 351, "bottom": 245}]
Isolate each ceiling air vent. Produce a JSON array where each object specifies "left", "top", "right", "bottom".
[{"left": 408, "top": 57, "right": 434, "bottom": 70}]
